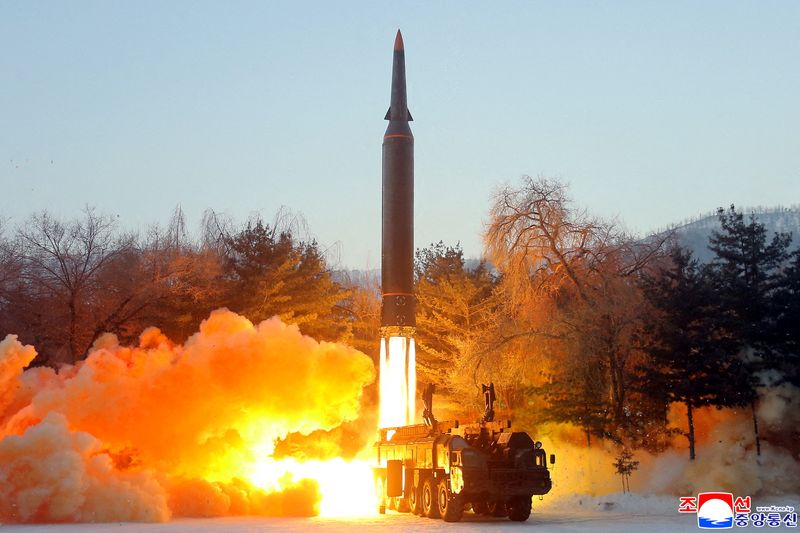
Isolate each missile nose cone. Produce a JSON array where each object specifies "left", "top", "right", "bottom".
[
  {"left": 385, "top": 31, "right": 412, "bottom": 122},
  {"left": 394, "top": 29, "right": 404, "bottom": 51}
]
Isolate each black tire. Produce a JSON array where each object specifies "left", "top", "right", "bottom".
[
  {"left": 437, "top": 480, "right": 464, "bottom": 522},
  {"left": 471, "top": 500, "right": 489, "bottom": 515},
  {"left": 422, "top": 478, "right": 440, "bottom": 518},
  {"left": 409, "top": 484, "right": 422, "bottom": 515},
  {"left": 507, "top": 495, "right": 532, "bottom": 522},
  {"left": 489, "top": 500, "right": 508, "bottom": 517}
]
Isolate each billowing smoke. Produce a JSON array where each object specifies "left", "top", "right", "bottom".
[
  {"left": 0, "top": 309, "right": 375, "bottom": 523},
  {"left": 536, "top": 390, "right": 800, "bottom": 512}
]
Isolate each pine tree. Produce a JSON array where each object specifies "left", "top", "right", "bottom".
[
  {"left": 414, "top": 242, "right": 498, "bottom": 401},
  {"left": 613, "top": 448, "right": 639, "bottom": 493},
  {"left": 639, "top": 246, "right": 751, "bottom": 460},
  {"left": 708, "top": 205, "right": 791, "bottom": 360},
  {"left": 707, "top": 205, "right": 792, "bottom": 455},
  {"left": 222, "top": 220, "right": 349, "bottom": 341},
  {"left": 773, "top": 248, "right": 800, "bottom": 386}
]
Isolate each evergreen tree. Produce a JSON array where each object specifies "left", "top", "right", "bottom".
[
  {"left": 640, "top": 246, "right": 751, "bottom": 460},
  {"left": 707, "top": 205, "right": 792, "bottom": 455},
  {"left": 774, "top": 248, "right": 800, "bottom": 386},
  {"left": 414, "top": 242, "right": 498, "bottom": 401},
  {"left": 222, "top": 220, "right": 349, "bottom": 341},
  {"left": 708, "top": 205, "right": 791, "bottom": 360},
  {"left": 613, "top": 448, "right": 639, "bottom": 493}
]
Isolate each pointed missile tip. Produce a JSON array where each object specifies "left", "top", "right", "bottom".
[{"left": 394, "top": 29, "right": 404, "bottom": 51}]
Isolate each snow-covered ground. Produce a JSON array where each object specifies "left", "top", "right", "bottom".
[
  {"left": 0, "top": 513, "right": 774, "bottom": 532},
  {"left": 3, "top": 494, "right": 798, "bottom": 533},
  {"left": 0, "top": 513, "right": 692, "bottom": 533}
]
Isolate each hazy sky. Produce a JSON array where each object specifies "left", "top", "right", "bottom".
[{"left": 2, "top": 1, "right": 798, "bottom": 268}]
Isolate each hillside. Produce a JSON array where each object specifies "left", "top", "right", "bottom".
[{"left": 664, "top": 206, "right": 800, "bottom": 262}]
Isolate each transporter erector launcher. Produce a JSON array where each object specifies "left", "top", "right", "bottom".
[{"left": 379, "top": 30, "right": 416, "bottom": 428}]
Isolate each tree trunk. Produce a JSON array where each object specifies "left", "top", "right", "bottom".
[
  {"left": 687, "top": 402, "right": 696, "bottom": 461},
  {"left": 68, "top": 294, "right": 79, "bottom": 364},
  {"left": 751, "top": 398, "right": 762, "bottom": 457},
  {"left": 608, "top": 351, "right": 625, "bottom": 424}
]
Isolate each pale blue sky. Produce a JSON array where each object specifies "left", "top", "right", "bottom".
[{"left": 2, "top": 1, "right": 798, "bottom": 268}]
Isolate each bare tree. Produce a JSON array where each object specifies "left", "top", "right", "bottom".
[
  {"left": 17, "top": 208, "right": 134, "bottom": 363},
  {"left": 200, "top": 208, "right": 235, "bottom": 256},
  {"left": 486, "top": 176, "right": 669, "bottom": 304},
  {"left": 0, "top": 220, "right": 19, "bottom": 299},
  {"left": 486, "top": 176, "right": 604, "bottom": 303},
  {"left": 0, "top": 220, "right": 22, "bottom": 333},
  {"left": 138, "top": 206, "right": 225, "bottom": 341},
  {"left": 484, "top": 176, "right": 669, "bottom": 440}
]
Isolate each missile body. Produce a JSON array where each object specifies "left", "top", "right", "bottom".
[
  {"left": 381, "top": 30, "right": 415, "bottom": 333},
  {"left": 379, "top": 31, "right": 416, "bottom": 428}
]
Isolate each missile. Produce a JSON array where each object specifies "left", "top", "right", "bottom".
[
  {"left": 381, "top": 29, "right": 415, "bottom": 332},
  {"left": 379, "top": 30, "right": 416, "bottom": 428}
]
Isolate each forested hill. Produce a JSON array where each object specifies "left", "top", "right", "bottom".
[{"left": 664, "top": 206, "right": 800, "bottom": 262}]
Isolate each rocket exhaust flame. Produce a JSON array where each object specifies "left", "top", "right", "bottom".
[
  {"left": 378, "top": 336, "right": 416, "bottom": 428},
  {"left": 249, "top": 457, "right": 376, "bottom": 517}
]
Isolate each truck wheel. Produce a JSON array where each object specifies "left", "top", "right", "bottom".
[
  {"left": 437, "top": 480, "right": 464, "bottom": 522},
  {"left": 489, "top": 500, "right": 508, "bottom": 517},
  {"left": 422, "top": 478, "right": 440, "bottom": 518},
  {"left": 409, "top": 485, "right": 422, "bottom": 515},
  {"left": 507, "top": 495, "right": 532, "bottom": 522}
]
